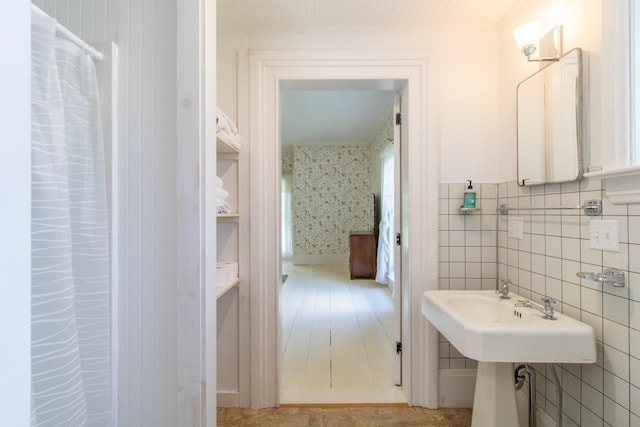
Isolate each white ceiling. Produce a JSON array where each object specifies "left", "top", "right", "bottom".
[
  {"left": 217, "top": 0, "right": 519, "bottom": 32},
  {"left": 218, "top": 0, "right": 520, "bottom": 147},
  {"left": 281, "top": 88, "right": 394, "bottom": 147}
]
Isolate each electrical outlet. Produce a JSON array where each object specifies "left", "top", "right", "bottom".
[
  {"left": 590, "top": 220, "right": 619, "bottom": 252},
  {"left": 508, "top": 218, "right": 524, "bottom": 240}
]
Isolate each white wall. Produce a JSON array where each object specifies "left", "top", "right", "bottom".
[
  {"left": 496, "top": 0, "right": 603, "bottom": 182},
  {"left": 218, "top": 28, "right": 500, "bottom": 183},
  {"left": 0, "top": 3, "right": 31, "bottom": 425}
]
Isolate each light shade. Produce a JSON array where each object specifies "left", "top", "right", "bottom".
[{"left": 513, "top": 21, "right": 541, "bottom": 51}]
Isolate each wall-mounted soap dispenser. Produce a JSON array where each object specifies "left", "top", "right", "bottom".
[{"left": 463, "top": 180, "right": 476, "bottom": 208}]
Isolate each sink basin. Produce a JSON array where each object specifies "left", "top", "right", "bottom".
[
  {"left": 422, "top": 290, "right": 596, "bottom": 427},
  {"left": 421, "top": 290, "right": 596, "bottom": 363}
]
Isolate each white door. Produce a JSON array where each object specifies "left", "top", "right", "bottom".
[{"left": 392, "top": 92, "right": 402, "bottom": 385}]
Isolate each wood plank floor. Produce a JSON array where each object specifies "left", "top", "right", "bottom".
[
  {"left": 217, "top": 406, "right": 473, "bottom": 426},
  {"left": 281, "top": 263, "right": 404, "bottom": 404}
]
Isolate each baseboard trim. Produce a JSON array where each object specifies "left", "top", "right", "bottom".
[
  {"left": 438, "top": 368, "right": 476, "bottom": 408},
  {"left": 217, "top": 391, "right": 241, "bottom": 407},
  {"left": 280, "top": 402, "right": 409, "bottom": 408},
  {"left": 293, "top": 254, "right": 348, "bottom": 265}
]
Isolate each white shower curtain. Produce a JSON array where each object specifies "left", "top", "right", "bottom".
[{"left": 31, "top": 11, "right": 111, "bottom": 426}]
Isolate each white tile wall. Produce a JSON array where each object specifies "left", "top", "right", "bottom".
[
  {"left": 495, "top": 178, "right": 639, "bottom": 426},
  {"left": 439, "top": 179, "right": 640, "bottom": 425}
]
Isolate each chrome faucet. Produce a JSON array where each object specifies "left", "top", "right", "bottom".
[
  {"left": 516, "top": 297, "right": 557, "bottom": 320},
  {"left": 496, "top": 278, "right": 511, "bottom": 299}
]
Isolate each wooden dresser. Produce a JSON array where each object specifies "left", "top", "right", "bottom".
[{"left": 349, "top": 231, "right": 376, "bottom": 279}]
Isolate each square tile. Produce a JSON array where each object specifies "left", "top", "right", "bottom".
[
  {"left": 604, "top": 398, "right": 630, "bottom": 426},
  {"left": 581, "top": 239, "right": 603, "bottom": 266},
  {"left": 581, "top": 383, "right": 604, "bottom": 418},
  {"left": 604, "top": 373, "right": 630, "bottom": 410},
  {"left": 545, "top": 277, "right": 562, "bottom": 300},
  {"left": 630, "top": 244, "right": 640, "bottom": 274},
  {"left": 603, "top": 345, "right": 629, "bottom": 381},
  {"left": 631, "top": 387, "right": 640, "bottom": 425},
  {"left": 563, "top": 281, "right": 581, "bottom": 308},
  {"left": 603, "top": 293, "right": 629, "bottom": 325},
  {"left": 562, "top": 215, "right": 582, "bottom": 238},
  {"left": 562, "top": 259, "right": 581, "bottom": 284},
  {"left": 465, "top": 246, "right": 481, "bottom": 262},
  {"left": 631, "top": 299, "right": 640, "bottom": 331},
  {"left": 603, "top": 319, "right": 629, "bottom": 353},
  {"left": 603, "top": 243, "right": 629, "bottom": 271},
  {"left": 631, "top": 356, "right": 640, "bottom": 388},
  {"left": 582, "top": 362, "right": 604, "bottom": 391},
  {"left": 546, "top": 235, "right": 562, "bottom": 258},
  {"left": 531, "top": 234, "right": 546, "bottom": 255},
  {"left": 582, "top": 287, "right": 603, "bottom": 316},
  {"left": 450, "top": 246, "right": 465, "bottom": 262},
  {"left": 583, "top": 312, "right": 604, "bottom": 344},
  {"left": 630, "top": 216, "right": 640, "bottom": 244},
  {"left": 546, "top": 256, "right": 562, "bottom": 280},
  {"left": 546, "top": 215, "right": 562, "bottom": 236}
]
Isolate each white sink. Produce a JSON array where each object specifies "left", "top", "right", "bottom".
[
  {"left": 422, "top": 290, "right": 596, "bottom": 427},
  {"left": 421, "top": 290, "right": 596, "bottom": 363}
]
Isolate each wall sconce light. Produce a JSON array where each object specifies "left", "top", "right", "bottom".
[{"left": 513, "top": 21, "right": 562, "bottom": 62}]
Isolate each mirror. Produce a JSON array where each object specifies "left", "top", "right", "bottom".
[{"left": 517, "top": 48, "right": 583, "bottom": 186}]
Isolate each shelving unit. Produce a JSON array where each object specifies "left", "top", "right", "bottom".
[
  {"left": 216, "top": 130, "right": 243, "bottom": 406},
  {"left": 216, "top": 134, "right": 239, "bottom": 298}
]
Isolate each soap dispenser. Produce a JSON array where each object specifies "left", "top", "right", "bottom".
[{"left": 463, "top": 180, "right": 476, "bottom": 208}]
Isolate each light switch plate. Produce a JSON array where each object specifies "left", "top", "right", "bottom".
[
  {"left": 590, "top": 220, "right": 619, "bottom": 252},
  {"left": 508, "top": 218, "right": 524, "bottom": 240}
]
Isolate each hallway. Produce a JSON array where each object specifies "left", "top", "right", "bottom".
[{"left": 281, "top": 263, "right": 404, "bottom": 404}]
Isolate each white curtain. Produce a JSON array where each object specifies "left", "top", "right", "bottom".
[
  {"left": 375, "top": 144, "right": 394, "bottom": 286},
  {"left": 31, "top": 11, "right": 111, "bottom": 426},
  {"left": 282, "top": 173, "right": 293, "bottom": 257}
]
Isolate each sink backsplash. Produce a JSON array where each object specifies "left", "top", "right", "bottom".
[{"left": 438, "top": 179, "right": 640, "bottom": 426}]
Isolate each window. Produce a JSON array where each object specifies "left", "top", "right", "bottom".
[{"left": 584, "top": 0, "right": 640, "bottom": 203}]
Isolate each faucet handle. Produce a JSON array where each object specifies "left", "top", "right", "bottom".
[
  {"left": 541, "top": 297, "right": 557, "bottom": 319},
  {"left": 496, "top": 278, "right": 511, "bottom": 299}
]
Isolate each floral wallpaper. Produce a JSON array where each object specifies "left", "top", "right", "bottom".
[
  {"left": 282, "top": 148, "right": 294, "bottom": 174},
  {"left": 293, "top": 145, "right": 373, "bottom": 256}
]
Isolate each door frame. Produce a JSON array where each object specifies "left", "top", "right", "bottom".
[{"left": 247, "top": 49, "right": 440, "bottom": 409}]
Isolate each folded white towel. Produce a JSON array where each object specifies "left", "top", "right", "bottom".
[
  {"left": 215, "top": 176, "right": 224, "bottom": 188},
  {"left": 216, "top": 199, "right": 231, "bottom": 214},
  {"left": 216, "top": 187, "right": 229, "bottom": 201},
  {"left": 217, "top": 130, "right": 242, "bottom": 150},
  {"left": 216, "top": 107, "right": 239, "bottom": 135}
]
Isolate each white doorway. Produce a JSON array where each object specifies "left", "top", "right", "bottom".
[
  {"left": 247, "top": 49, "right": 440, "bottom": 409},
  {"left": 279, "top": 83, "right": 402, "bottom": 403}
]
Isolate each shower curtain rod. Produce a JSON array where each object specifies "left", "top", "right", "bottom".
[{"left": 32, "top": 4, "right": 104, "bottom": 61}]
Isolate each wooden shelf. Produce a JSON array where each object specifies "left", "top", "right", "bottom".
[
  {"left": 217, "top": 133, "right": 240, "bottom": 153},
  {"left": 217, "top": 213, "right": 240, "bottom": 222},
  {"left": 216, "top": 278, "right": 240, "bottom": 300}
]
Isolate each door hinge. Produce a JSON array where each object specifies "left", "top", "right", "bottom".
[
  {"left": 395, "top": 112, "right": 402, "bottom": 125},
  {"left": 396, "top": 233, "right": 401, "bottom": 246},
  {"left": 396, "top": 341, "right": 402, "bottom": 354}
]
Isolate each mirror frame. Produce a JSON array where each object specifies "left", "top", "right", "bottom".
[{"left": 516, "top": 48, "right": 584, "bottom": 186}]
